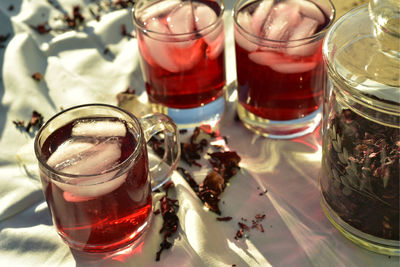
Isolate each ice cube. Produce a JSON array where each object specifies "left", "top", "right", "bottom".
[
  {"left": 47, "top": 138, "right": 95, "bottom": 168},
  {"left": 236, "top": 11, "right": 254, "bottom": 34},
  {"left": 286, "top": 17, "right": 320, "bottom": 56},
  {"left": 251, "top": 0, "right": 273, "bottom": 35},
  {"left": 137, "top": 33, "right": 158, "bottom": 66},
  {"left": 289, "top": 0, "right": 326, "bottom": 24},
  {"left": 289, "top": 17, "right": 318, "bottom": 40},
  {"left": 51, "top": 137, "right": 122, "bottom": 175},
  {"left": 194, "top": 4, "right": 224, "bottom": 59},
  {"left": 144, "top": 18, "right": 202, "bottom": 72},
  {"left": 57, "top": 172, "right": 128, "bottom": 201},
  {"left": 262, "top": 3, "right": 302, "bottom": 41},
  {"left": 72, "top": 120, "right": 126, "bottom": 137},
  {"left": 308, "top": 0, "right": 332, "bottom": 20},
  {"left": 248, "top": 50, "right": 289, "bottom": 66},
  {"left": 48, "top": 137, "right": 128, "bottom": 199},
  {"left": 169, "top": 39, "right": 203, "bottom": 69},
  {"left": 205, "top": 29, "right": 224, "bottom": 59},
  {"left": 269, "top": 61, "right": 317, "bottom": 73},
  {"left": 195, "top": 4, "right": 217, "bottom": 31},
  {"left": 167, "top": 3, "right": 195, "bottom": 34},
  {"left": 235, "top": 11, "right": 258, "bottom": 52},
  {"left": 139, "top": 0, "right": 181, "bottom": 24},
  {"left": 166, "top": 3, "right": 198, "bottom": 49},
  {"left": 143, "top": 19, "right": 181, "bottom": 72}
]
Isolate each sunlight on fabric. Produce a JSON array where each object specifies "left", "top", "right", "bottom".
[
  {"left": 241, "top": 140, "right": 281, "bottom": 174},
  {"left": 184, "top": 208, "right": 206, "bottom": 253},
  {"left": 227, "top": 239, "right": 273, "bottom": 267},
  {"left": 285, "top": 142, "right": 322, "bottom": 187},
  {"left": 292, "top": 143, "right": 322, "bottom": 164},
  {"left": 267, "top": 192, "right": 347, "bottom": 266}
]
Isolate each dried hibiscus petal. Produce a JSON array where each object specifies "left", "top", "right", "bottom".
[
  {"left": 121, "top": 24, "right": 135, "bottom": 38},
  {"left": 32, "top": 22, "right": 51, "bottom": 34},
  {"left": 217, "top": 216, "right": 233, "bottom": 221},
  {"left": 13, "top": 110, "right": 44, "bottom": 134},
  {"left": 31, "top": 72, "right": 43, "bottom": 81},
  {"left": 63, "top": 6, "right": 85, "bottom": 29},
  {"left": 156, "top": 191, "right": 179, "bottom": 261},
  {"left": 177, "top": 167, "right": 198, "bottom": 192},
  {"left": 181, "top": 143, "right": 202, "bottom": 167},
  {"left": 197, "top": 171, "right": 226, "bottom": 214},
  {"left": 208, "top": 151, "right": 241, "bottom": 180},
  {"left": 201, "top": 171, "right": 225, "bottom": 195}
]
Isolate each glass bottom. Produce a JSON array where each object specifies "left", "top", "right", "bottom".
[
  {"left": 60, "top": 211, "right": 153, "bottom": 254},
  {"left": 150, "top": 94, "right": 226, "bottom": 128},
  {"left": 237, "top": 103, "right": 322, "bottom": 139},
  {"left": 320, "top": 195, "right": 400, "bottom": 256}
]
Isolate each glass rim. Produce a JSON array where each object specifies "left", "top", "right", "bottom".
[
  {"left": 34, "top": 103, "right": 144, "bottom": 182},
  {"left": 132, "top": 0, "right": 225, "bottom": 38},
  {"left": 233, "top": 0, "right": 336, "bottom": 44}
]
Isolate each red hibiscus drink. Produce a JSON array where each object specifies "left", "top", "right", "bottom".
[
  {"left": 234, "top": 0, "right": 335, "bottom": 138},
  {"left": 133, "top": 0, "right": 226, "bottom": 127},
  {"left": 34, "top": 104, "right": 181, "bottom": 253}
]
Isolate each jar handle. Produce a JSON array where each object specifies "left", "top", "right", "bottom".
[{"left": 139, "top": 113, "right": 181, "bottom": 191}]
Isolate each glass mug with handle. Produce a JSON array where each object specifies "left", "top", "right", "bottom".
[{"left": 34, "top": 104, "right": 180, "bottom": 253}]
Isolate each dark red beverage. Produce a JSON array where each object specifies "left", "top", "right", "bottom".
[
  {"left": 235, "top": 43, "right": 326, "bottom": 121},
  {"left": 135, "top": 0, "right": 226, "bottom": 109},
  {"left": 39, "top": 117, "right": 152, "bottom": 253},
  {"left": 234, "top": 0, "right": 332, "bottom": 122}
]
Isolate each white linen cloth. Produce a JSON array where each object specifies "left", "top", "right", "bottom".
[{"left": 0, "top": 0, "right": 398, "bottom": 266}]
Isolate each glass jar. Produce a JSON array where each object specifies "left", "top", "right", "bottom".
[{"left": 321, "top": 0, "right": 400, "bottom": 255}]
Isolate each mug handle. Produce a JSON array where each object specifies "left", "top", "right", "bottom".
[{"left": 139, "top": 113, "right": 181, "bottom": 191}]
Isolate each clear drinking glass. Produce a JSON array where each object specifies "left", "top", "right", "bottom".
[
  {"left": 132, "top": 0, "right": 226, "bottom": 127},
  {"left": 34, "top": 104, "right": 180, "bottom": 253},
  {"left": 233, "top": 0, "right": 335, "bottom": 139}
]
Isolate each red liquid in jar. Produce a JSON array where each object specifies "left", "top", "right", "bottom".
[
  {"left": 235, "top": 0, "right": 329, "bottom": 121},
  {"left": 136, "top": 0, "right": 226, "bottom": 109},
  {"left": 40, "top": 118, "right": 151, "bottom": 252}
]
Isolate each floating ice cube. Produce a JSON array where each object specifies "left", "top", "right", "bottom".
[
  {"left": 289, "top": 17, "right": 318, "bottom": 40},
  {"left": 50, "top": 137, "right": 122, "bottom": 175},
  {"left": 236, "top": 11, "right": 254, "bottom": 34},
  {"left": 144, "top": 19, "right": 181, "bottom": 72},
  {"left": 167, "top": 3, "right": 195, "bottom": 34},
  {"left": 138, "top": 34, "right": 158, "bottom": 67},
  {"left": 290, "top": 0, "right": 326, "bottom": 24},
  {"left": 286, "top": 17, "right": 320, "bottom": 56},
  {"left": 48, "top": 137, "right": 128, "bottom": 200},
  {"left": 248, "top": 50, "right": 289, "bottom": 66},
  {"left": 235, "top": 12, "right": 258, "bottom": 52},
  {"left": 195, "top": 4, "right": 217, "bottom": 31},
  {"left": 269, "top": 61, "right": 317, "bottom": 73},
  {"left": 169, "top": 39, "right": 203, "bottom": 69},
  {"left": 194, "top": 4, "right": 224, "bottom": 59},
  {"left": 72, "top": 120, "right": 126, "bottom": 137},
  {"left": 262, "top": 3, "right": 301, "bottom": 41},
  {"left": 47, "top": 138, "right": 95, "bottom": 168},
  {"left": 251, "top": 0, "right": 273, "bottom": 35},
  {"left": 166, "top": 3, "right": 197, "bottom": 49},
  {"left": 205, "top": 29, "right": 224, "bottom": 60},
  {"left": 58, "top": 172, "right": 128, "bottom": 202},
  {"left": 309, "top": 0, "right": 331, "bottom": 20},
  {"left": 139, "top": 0, "right": 180, "bottom": 24},
  {"left": 248, "top": 50, "right": 316, "bottom": 73},
  {"left": 144, "top": 17, "right": 202, "bottom": 72}
]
